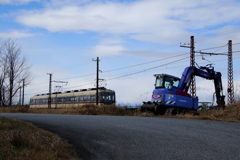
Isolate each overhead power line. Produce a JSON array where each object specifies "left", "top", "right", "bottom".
[
  {"left": 101, "top": 53, "right": 189, "bottom": 74},
  {"left": 26, "top": 40, "right": 240, "bottom": 97},
  {"left": 197, "top": 43, "right": 240, "bottom": 52},
  {"left": 29, "top": 43, "right": 240, "bottom": 86},
  {"left": 105, "top": 56, "right": 189, "bottom": 81},
  {"left": 54, "top": 53, "right": 189, "bottom": 81},
  {"left": 197, "top": 44, "right": 228, "bottom": 51},
  {"left": 26, "top": 56, "right": 188, "bottom": 96},
  {"left": 26, "top": 55, "right": 240, "bottom": 96}
]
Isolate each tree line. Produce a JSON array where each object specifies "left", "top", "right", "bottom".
[{"left": 0, "top": 39, "right": 32, "bottom": 106}]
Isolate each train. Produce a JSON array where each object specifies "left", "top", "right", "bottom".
[{"left": 29, "top": 87, "right": 115, "bottom": 108}]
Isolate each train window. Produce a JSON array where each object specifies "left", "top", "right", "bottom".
[
  {"left": 70, "top": 97, "right": 76, "bottom": 102},
  {"left": 57, "top": 98, "right": 61, "bottom": 103},
  {"left": 66, "top": 97, "right": 71, "bottom": 102},
  {"left": 103, "top": 95, "right": 111, "bottom": 100},
  {"left": 79, "top": 96, "right": 83, "bottom": 102},
  {"left": 83, "top": 96, "right": 87, "bottom": 102},
  {"left": 90, "top": 95, "right": 95, "bottom": 101},
  {"left": 44, "top": 99, "right": 48, "bottom": 104},
  {"left": 86, "top": 95, "right": 90, "bottom": 102},
  {"left": 62, "top": 97, "right": 66, "bottom": 102}
]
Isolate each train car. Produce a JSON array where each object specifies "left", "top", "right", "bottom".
[{"left": 29, "top": 87, "right": 115, "bottom": 108}]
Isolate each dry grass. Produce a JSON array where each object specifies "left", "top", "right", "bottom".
[
  {"left": 194, "top": 103, "right": 240, "bottom": 122},
  {"left": 0, "top": 103, "right": 240, "bottom": 122},
  {"left": 0, "top": 117, "right": 80, "bottom": 160},
  {"left": 158, "top": 102, "right": 240, "bottom": 122}
]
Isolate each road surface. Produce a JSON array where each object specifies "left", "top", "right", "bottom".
[{"left": 0, "top": 113, "right": 239, "bottom": 160}]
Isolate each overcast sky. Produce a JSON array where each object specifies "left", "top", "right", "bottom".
[{"left": 1, "top": 0, "right": 240, "bottom": 105}]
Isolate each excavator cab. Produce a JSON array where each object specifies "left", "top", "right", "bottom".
[{"left": 154, "top": 74, "right": 180, "bottom": 89}]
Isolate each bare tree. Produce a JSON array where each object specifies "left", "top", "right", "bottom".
[
  {"left": 0, "top": 40, "right": 5, "bottom": 106},
  {"left": 0, "top": 39, "right": 32, "bottom": 106}
]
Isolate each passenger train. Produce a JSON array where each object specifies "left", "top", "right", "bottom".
[{"left": 29, "top": 87, "right": 115, "bottom": 108}]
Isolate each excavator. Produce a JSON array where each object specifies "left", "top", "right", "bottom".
[{"left": 141, "top": 65, "right": 225, "bottom": 115}]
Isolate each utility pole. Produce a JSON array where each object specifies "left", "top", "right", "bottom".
[
  {"left": 54, "top": 86, "right": 63, "bottom": 109},
  {"left": 93, "top": 57, "right": 100, "bottom": 105},
  {"left": 0, "top": 81, "right": 1, "bottom": 106},
  {"left": 228, "top": 40, "right": 234, "bottom": 104},
  {"left": 0, "top": 84, "right": 1, "bottom": 106},
  {"left": 19, "top": 86, "right": 21, "bottom": 105},
  {"left": 46, "top": 73, "right": 67, "bottom": 109},
  {"left": 22, "top": 79, "right": 25, "bottom": 106},
  {"left": 190, "top": 36, "right": 196, "bottom": 97},
  {"left": 47, "top": 73, "right": 52, "bottom": 109},
  {"left": 180, "top": 36, "right": 196, "bottom": 97}
]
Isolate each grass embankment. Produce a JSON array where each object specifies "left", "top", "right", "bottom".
[
  {"left": 0, "top": 117, "right": 79, "bottom": 160},
  {"left": 1, "top": 102, "right": 240, "bottom": 122},
  {"left": 174, "top": 103, "right": 240, "bottom": 122}
]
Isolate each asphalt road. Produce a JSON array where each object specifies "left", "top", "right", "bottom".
[{"left": 0, "top": 113, "right": 239, "bottom": 160}]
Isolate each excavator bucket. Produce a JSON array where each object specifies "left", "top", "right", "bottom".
[{"left": 141, "top": 101, "right": 156, "bottom": 112}]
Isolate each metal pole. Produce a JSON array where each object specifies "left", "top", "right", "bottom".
[
  {"left": 96, "top": 57, "right": 99, "bottom": 105},
  {"left": 0, "top": 90, "right": 1, "bottom": 106},
  {"left": 19, "top": 86, "right": 21, "bottom": 105},
  {"left": 22, "top": 79, "right": 25, "bottom": 106},
  {"left": 190, "top": 36, "right": 196, "bottom": 97},
  {"left": 47, "top": 73, "right": 52, "bottom": 108},
  {"left": 228, "top": 40, "right": 234, "bottom": 104},
  {"left": 92, "top": 57, "right": 100, "bottom": 105}
]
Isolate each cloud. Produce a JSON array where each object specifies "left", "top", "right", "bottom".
[
  {"left": 92, "top": 44, "right": 125, "bottom": 57},
  {"left": 43, "top": 0, "right": 91, "bottom": 8},
  {"left": 15, "top": 0, "right": 240, "bottom": 44},
  {"left": 0, "top": 0, "right": 39, "bottom": 5},
  {"left": 0, "top": 30, "right": 36, "bottom": 38},
  {"left": 99, "top": 37, "right": 124, "bottom": 45}
]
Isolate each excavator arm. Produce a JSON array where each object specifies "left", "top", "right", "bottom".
[{"left": 178, "top": 66, "right": 225, "bottom": 108}]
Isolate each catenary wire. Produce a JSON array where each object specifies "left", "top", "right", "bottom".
[{"left": 25, "top": 55, "right": 240, "bottom": 96}]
